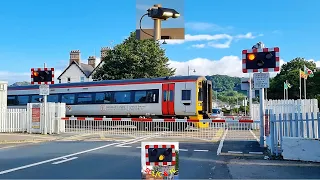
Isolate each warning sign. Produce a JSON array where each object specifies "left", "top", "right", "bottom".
[{"left": 32, "top": 108, "right": 40, "bottom": 122}]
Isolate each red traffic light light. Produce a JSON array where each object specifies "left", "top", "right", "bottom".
[
  {"left": 247, "top": 54, "right": 256, "bottom": 61},
  {"left": 33, "top": 71, "right": 39, "bottom": 76}
]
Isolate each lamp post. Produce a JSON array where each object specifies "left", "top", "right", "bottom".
[
  {"left": 139, "top": 4, "right": 180, "bottom": 41},
  {"left": 187, "top": 66, "right": 196, "bottom": 76}
]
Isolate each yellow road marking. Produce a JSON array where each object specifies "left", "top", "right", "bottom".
[{"left": 211, "top": 128, "right": 224, "bottom": 142}]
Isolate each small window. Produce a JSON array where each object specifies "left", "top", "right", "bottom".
[
  {"left": 114, "top": 91, "right": 131, "bottom": 103},
  {"left": 95, "top": 92, "right": 113, "bottom": 103},
  {"left": 169, "top": 90, "right": 174, "bottom": 101},
  {"left": 17, "top": 96, "right": 29, "bottom": 105},
  {"left": 163, "top": 91, "right": 167, "bottom": 101},
  {"left": 182, "top": 90, "right": 191, "bottom": 100},
  {"left": 134, "top": 91, "right": 147, "bottom": 103},
  {"left": 146, "top": 90, "right": 158, "bottom": 103},
  {"left": 80, "top": 77, "right": 85, "bottom": 82},
  {"left": 31, "top": 95, "right": 43, "bottom": 103},
  {"left": 77, "top": 93, "right": 93, "bottom": 104},
  {"left": 7, "top": 96, "right": 17, "bottom": 106},
  {"left": 48, "top": 95, "right": 59, "bottom": 102},
  {"left": 198, "top": 87, "right": 203, "bottom": 101},
  {"left": 61, "top": 94, "right": 75, "bottom": 104},
  {"left": 67, "top": 77, "right": 71, "bottom": 83}
]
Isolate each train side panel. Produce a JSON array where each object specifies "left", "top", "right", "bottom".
[{"left": 174, "top": 81, "right": 197, "bottom": 116}]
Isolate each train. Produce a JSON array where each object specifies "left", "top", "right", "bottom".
[{"left": 7, "top": 75, "right": 213, "bottom": 129}]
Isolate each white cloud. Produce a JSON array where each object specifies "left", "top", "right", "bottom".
[
  {"left": 185, "top": 22, "right": 232, "bottom": 31},
  {"left": 164, "top": 32, "right": 263, "bottom": 48},
  {"left": 169, "top": 56, "right": 287, "bottom": 78},
  {"left": 307, "top": 59, "right": 320, "bottom": 68},
  {"left": 191, "top": 44, "right": 206, "bottom": 48}
]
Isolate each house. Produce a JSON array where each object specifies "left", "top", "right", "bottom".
[{"left": 57, "top": 47, "right": 111, "bottom": 83}]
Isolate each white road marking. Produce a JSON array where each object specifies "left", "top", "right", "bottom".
[
  {"left": 228, "top": 151, "right": 243, "bottom": 154},
  {"left": 52, "top": 157, "right": 78, "bottom": 165},
  {"left": 136, "top": 146, "right": 141, "bottom": 148},
  {"left": 249, "top": 152, "right": 263, "bottom": 154},
  {"left": 0, "top": 135, "right": 154, "bottom": 175},
  {"left": 249, "top": 129, "right": 259, "bottom": 142},
  {"left": 179, "top": 149, "right": 188, "bottom": 151},
  {"left": 116, "top": 145, "right": 131, "bottom": 148},
  {"left": 194, "top": 149, "right": 209, "bottom": 152},
  {"left": 217, "top": 129, "right": 228, "bottom": 155}
]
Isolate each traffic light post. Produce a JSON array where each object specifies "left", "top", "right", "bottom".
[
  {"left": 31, "top": 64, "right": 54, "bottom": 134},
  {"left": 242, "top": 42, "right": 280, "bottom": 147}
]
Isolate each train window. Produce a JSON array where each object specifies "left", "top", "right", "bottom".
[
  {"left": 114, "top": 91, "right": 131, "bottom": 103},
  {"left": 77, "top": 93, "right": 93, "bottom": 104},
  {"left": 182, "top": 90, "right": 191, "bottom": 100},
  {"left": 31, "top": 95, "right": 43, "bottom": 103},
  {"left": 95, "top": 92, "right": 113, "bottom": 103},
  {"left": 61, "top": 94, "right": 75, "bottom": 104},
  {"left": 169, "top": 90, "right": 174, "bottom": 101},
  {"left": 198, "top": 87, "right": 203, "bottom": 101},
  {"left": 163, "top": 91, "right": 167, "bottom": 102},
  {"left": 48, "top": 95, "right": 59, "bottom": 102},
  {"left": 146, "top": 90, "right": 158, "bottom": 103},
  {"left": 7, "top": 96, "right": 17, "bottom": 106},
  {"left": 134, "top": 91, "right": 147, "bottom": 103},
  {"left": 17, "top": 96, "right": 29, "bottom": 105}
]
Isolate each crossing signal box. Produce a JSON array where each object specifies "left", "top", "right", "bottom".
[
  {"left": 31, "top": 68, "right": 55, "bottom": 84},
  {"left": 242, "top": 47, "right": 280, "bottom": 73},
  {"left": 145, "top": 145, "right": 176, "bottom": 166}
]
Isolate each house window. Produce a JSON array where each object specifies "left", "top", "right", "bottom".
[
  {"left": 67, "top": 77, "right": 71, "bottom": 83},
  {"left": 80, "top": 77, "right": 85, "bottom": 82}
]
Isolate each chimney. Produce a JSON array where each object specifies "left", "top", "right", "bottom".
[
  {"left": 70, "top": 50, "right": 81, "bottom": 64},
  {"left": 100, "top": 47, "right": 111, "bottom": 60},
  {"left": 88, "top": 56, "right": 96, "bottom": 68}
]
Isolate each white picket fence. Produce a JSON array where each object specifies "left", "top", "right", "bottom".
[
  {"left": 266, "top": 109, "right": 320, "bottom": 156},
  {"left": 0, "top": 109, "right": 27, "bottom": 133},
  {"left": 0, "top": 103, "right": 66, "bottom": 134},
  {"left": 252, "top": 99, "right": 319, "bottom": 121}
]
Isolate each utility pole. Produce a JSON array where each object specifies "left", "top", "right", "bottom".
[{"left": 43, "top": 63, "right": 47, "bottom": 135}]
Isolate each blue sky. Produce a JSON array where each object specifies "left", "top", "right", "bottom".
[{"left": 0, "top": 0, "right": 319, "bottom": 84}]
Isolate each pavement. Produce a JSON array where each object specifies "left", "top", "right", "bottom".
[{"left": 0, "top": 130, "right": 319, "bottom": 179}]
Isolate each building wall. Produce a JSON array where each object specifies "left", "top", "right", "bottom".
[{"left": 58, "top": 64, "right": 92, "bottom": 83}]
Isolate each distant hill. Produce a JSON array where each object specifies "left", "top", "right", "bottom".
[
  {"left": 206, "top": 75, "right": 244, "bottom": 93},
  {"left": 10, "top": 81, "right": 31, "bottom": 86}
]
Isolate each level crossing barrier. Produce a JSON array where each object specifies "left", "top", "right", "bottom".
[
  {"left": 266, "top": 110, "right": 320, "bottom": 156},
  {"left": 59, "top": 117, "right": 260, "bottom": 142}
]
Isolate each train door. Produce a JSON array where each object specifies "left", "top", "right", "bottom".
[{"left": 162, "top": 83, "right": 175, "bottom": 116}]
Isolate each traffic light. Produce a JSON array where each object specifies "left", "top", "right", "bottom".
[
  {"left": 242, "top": 47, "right": 280, "bottom": 73},
  {"left": 31, "top": 68, "right": 54, "bottom": 84},
  {"left": 148, "top": 148, "right": 173, "bottom": 163}
]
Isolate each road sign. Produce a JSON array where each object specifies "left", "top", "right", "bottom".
[
  {"left": 253, "top": 73, "right": 270, "bottom": 89},
  {"left": 39, "top": 84, "right": 50, "bottom": 95},
  {"left": 31, "top": 68, "right": 55, "bottom": 85}
]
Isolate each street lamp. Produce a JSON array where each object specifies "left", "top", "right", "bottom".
[
  {"left": 139, "top": 4, "right": 181, "bottom": 41},
  {"left": 187, "top": 66, "right": 196, "bottom": 76}
]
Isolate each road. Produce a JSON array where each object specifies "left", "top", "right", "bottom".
[{"left": 0, "top": 134, "right": 320, "bottom": 179}]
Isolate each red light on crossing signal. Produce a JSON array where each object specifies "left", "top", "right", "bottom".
[
  {"left": 248, "top": 54, "right": 255, "bottom": 61},
  {"left": 33, "top": 71, "right": 39, "bottom": 76}
]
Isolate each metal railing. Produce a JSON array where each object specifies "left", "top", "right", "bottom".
[{"left": 60, "top": 117, "right": 260, "bottom": 142}]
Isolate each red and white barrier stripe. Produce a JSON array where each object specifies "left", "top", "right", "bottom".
[{"left": 61, "top": 117, "right": 255, "bottom": 123}]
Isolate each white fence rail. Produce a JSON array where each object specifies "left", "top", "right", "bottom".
[
  {"left": 252, "top": 99, "right": 319, "bottom": 121},
  {"left": 0, "top": 109, "right": 27, "bottom": 133},
  {"left": 266, "top": 110, "right": 320, "bottom": 156}
]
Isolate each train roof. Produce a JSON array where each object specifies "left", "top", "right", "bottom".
[{"left": 8, "top": 75, "right": 205, "bottom": 90}]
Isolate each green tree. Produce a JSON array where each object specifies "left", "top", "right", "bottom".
[
  {"left": 268, "top": 57, "right": 318, "bottom": 99},
  {"left": 93, "top": 31, "right": 175, "bottom": 80}
]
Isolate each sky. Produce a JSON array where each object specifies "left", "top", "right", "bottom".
[{"left": 0, "top": 0, "right": 320, "bottom": 85}]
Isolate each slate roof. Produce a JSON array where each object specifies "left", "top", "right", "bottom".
[{"left": 57, "top": 61, "right": 94, "bottom": 80}]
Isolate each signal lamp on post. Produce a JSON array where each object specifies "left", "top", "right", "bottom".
[{"left": 248, "top": 54, "right": 256, "bottom": 61}]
